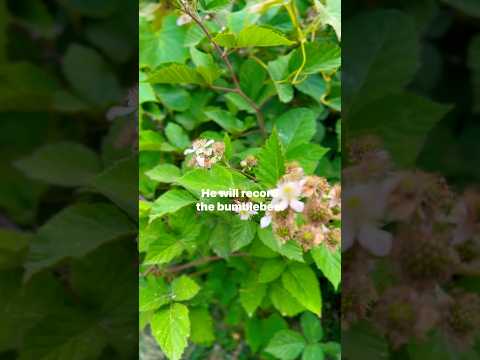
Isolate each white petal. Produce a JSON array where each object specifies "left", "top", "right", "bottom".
[
  {"left": 272, "top": 198, "right": 288, "bottom": 211},
  {"left": 290, "top": 199, "right": 304, "bottom": 212},
  {"left": 260, "top": 216, "right": 272, "bottom": 228},
  {"left": 269, "top": 188, "right": 280, "bottom": 198},
  {"left": 358, "top": 224, "right": 392, "bottom": 256},
  {"left": 196, "top": 156, "right": 205, "bottom": 167},
  {"left": 205, "top": 139, "right": 215, "bottom": 147},
  {"left": 184, "top": 148, "right": 195, "bottom": 155}
]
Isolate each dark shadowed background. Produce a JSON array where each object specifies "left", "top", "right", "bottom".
[
  {"left": 343, "top": 0, "right": 480, "bottom": 359},
  {"left": 0, "top": 0, "right": 138, "bottom": 359}
]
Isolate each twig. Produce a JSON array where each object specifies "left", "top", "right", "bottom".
[{"left": 180, "top": 4, "right": 267, "bottom": 137}]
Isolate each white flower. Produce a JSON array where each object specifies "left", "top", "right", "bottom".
[
  {"left": 184, "top": 139, "right": 215, "bottom": 168},
  {"left": 184, "top": 139, "right": 215, "bottom": 155},
  {"left": 342, "top": 182, "right": 392, "bottom": 256},
  {"left": 270, "top": 180, "right": 306, "bottom": 212},
  {"left": 328, "top": 184, "right": 341, "bottom": 209},
  {"left": 260, "top": 213, "right": 272, "bottom": 228},
  {"left": 236, "top": 208, "right": 258, "bottom": 220}
]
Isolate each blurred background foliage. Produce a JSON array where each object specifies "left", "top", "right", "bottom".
[
  {"left": 0, "top": 0, "right": 138, "bottom": 359},
  {"left": 343, "top": 0, "right": 480, "bottom": 359}
]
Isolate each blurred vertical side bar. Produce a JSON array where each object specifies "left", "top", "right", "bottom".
[
  {"left": 0, "top": 0, "right": 138, "bottom": 359},
  {"left": 343, "top": 0, "right": 480, "bottom": 359}
]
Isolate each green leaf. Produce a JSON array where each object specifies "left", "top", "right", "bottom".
[
  {"left": 177, "top": 165, "right": 253, "bottom": 197},
  {"left": 200, "top": 0, "right": 231, "bottom": 11},
  {"left": 290, "top": 41, "right": 341, "bottom": 75},
  {"left": 240, "top": 59, "right": 267, "bottom": 100},
  {"left": 268, "top": 53, "right": 294, "bottom": 103},
  {"left": 165, "top": 123, "right": 190, "bottom": 149},
  {"left": 286, "top": 143, "right": 329, "bottom": 174},
  {"left": 147, "top": 63, "right": 203, "bottom": 85},
  {"left": 343, "top": 321, "right": 389, "bottom": 360},
  {"left": 258, "top": 259, "right": 287, "bottom": 283},
  {"left": 344, "top": 10, "right": 419, "bottom": 116},
  {"left": 254, "top": 128, "right": 285, "bottom": 188},
  {"left": 19, "top": 307, "right": 106, "bottom": 360},
  {"left": 239, "top": 274, "right": 267, "bottom": 317},
  {"left": 204, "top": 109, "right": 247, "bottom": 134},
  {"left": 282, "top": 263, "right": 322, "bottom": 316},
  {"left": 276, "top": 108, "right": 317, "bottom": 151},
  {"left": 0, "top": 63, "right": 60, "bottom": 111},
  {"left": 145, "top": 164, "right": 181, "bottom": 183},
  {"left": 300, "top": 312, "right": 323, "bottom": 343},
  {"left": 62, "top": 44, "right": 121, "bottom": 106},
  {"left": 231, "top": 218, "right": 257, "bottom": 252},
  {"left": 151, "top": 303, "right": 190, "bottom": 360},
  {"left": 143, "top": 231, "right": 184, "bottom": 265},
  {"left": 139, "top": 277, "right": 169, "bottom": 312},
  {"left": 209, "top": 216, "right": 256, "bottom": 257},
  {"left": 139, "top": 130, "right": 174, "bottom": 152},
  {"left": 319, "top": 342, "right": 341, "bottom": 357},
  {"left": 265, "top": 330, "right": 306, "bottom": 360},
  {"left": 246, "top": 314, "right": 288, "bottom": 353},
  {"left": 258, "top": 228, "right": 304, "bottom": 262},
  {"left": 224, "top": 92, "right": 256, "bottom": 113},
  {"left": 238, "top": 26, "right": 295, "bottom": 47},
  {"left": 348, "top": 93, "right": 451, "bottom": 166},
  {"left": 154, "top": 85, "right": 191, "bottom": 111},
  {"left": 171, "top": 275, "right": 201, "bottom": 301},
  {"left": 227, "top": 9, "right": 260, "bottom": 33},
  {"left": 25, "top": 203, "right": 135, "bottom": 279},
  {"left": 311, "top": 246, "right": 341, "bottom": 291},
  {"left": 190, "top": 47, "right": 221, "bottom": 84},
  {"left": 0, "top": 271, "right": 65, "bottom": 353},
  {"left": 315, "top": 0, "right": 341, "bottom": 40},
  {"left": 190, "top": 308, "right": 215, "bottom": 345},
  {"left": 0, "top": 229, "right": 30, "bottom": 270},
  {"left": 269, "top": 281, "right": 306, "bottom": 317},
  {"left": 223, "top": 133, "right": 233, "bottom": 161},
  {"left": 302, "top": 343, "right": 325, "bottom": 360},
  {"left": 150, "top": 189, "right": 196, "bottom": 220},
  {"left": 295, "top": 75, "right": 327, "bottom": 103},
  {"left": 213, "top": 32, "right": 237, "bottom": 48},
  {"left": 89, "top": 156, "right": 137, "bottom": 219},
  {"left": 209, "top": 219, "right": 231, "bottom": 257},
  {"left": 140, "top": 16, "right": 188, "bottom": 68},
  {"left": 72, "top": 240, "right": 139, "bottom": 357},
  {"left": 15, "top": 142, "right": 101, "bottom": 187}
]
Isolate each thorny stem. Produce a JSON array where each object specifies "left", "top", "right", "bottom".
[{"left": 180, "top": 4, "right": 267, "bottom": 138}]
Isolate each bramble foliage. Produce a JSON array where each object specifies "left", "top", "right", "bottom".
[{"left": 139, "top": 0, "right": 341, "bottom": 359}]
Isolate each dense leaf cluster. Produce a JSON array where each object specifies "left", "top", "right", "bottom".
[{"left": 139, "top": 0, "right": 341, "bottom": 359}]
